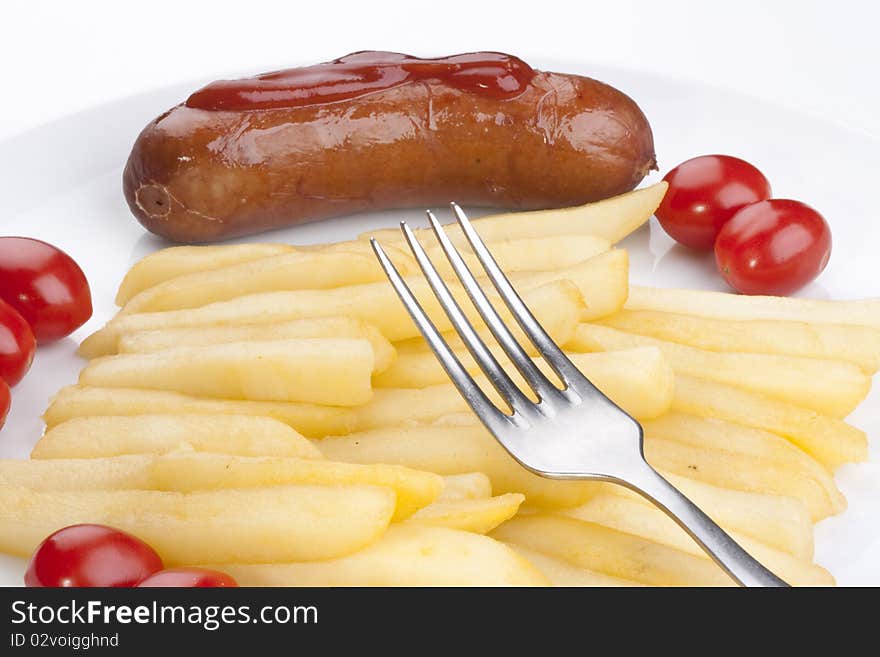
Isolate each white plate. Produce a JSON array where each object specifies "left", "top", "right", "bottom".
[{"left": 1, "top": 60, "right": 878, "bottom": 585}]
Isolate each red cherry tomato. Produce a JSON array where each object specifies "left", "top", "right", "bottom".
[
  {"left": 0, "top": 237, "right": 92, "bottom": 343},
  {"left": 0, "top": 379, "right": 9, "bottom": 430},
  {"left": 656, "top": 155, "right": 772, "bottom": 250},
  {"left": 715, "top": 199, "right": 832, "bottom": 296},
  {"left": 0, "top": 299, "right": 36, "bottom": 386},
  {"left": 137, "top": 567, "right": 239, "bottom": 588},
  {"left": 24, "top": 524, "right": 163, "bottom": 587}
]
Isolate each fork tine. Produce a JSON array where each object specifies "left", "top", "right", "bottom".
[
  {"left": 397, "top": 222, "right": 537, "bottom": 416},
  {"left": 369, "top": 239, "right": 511, "bottom": 432},
  {"left": 449, "top": 203, "right": 601, "bottom": 394},
  {"left": 425, "top": 209, "right": 563, "bottom": 402}
]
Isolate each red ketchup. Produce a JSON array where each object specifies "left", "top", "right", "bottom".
[{"left": 186, "top": 51, "right": 536, "bottom": 111}]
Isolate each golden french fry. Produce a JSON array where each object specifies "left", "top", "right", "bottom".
[
  {"left": 644, "top": 413, "right": 844, "bottom": 520},
  {"left": 673, "top": 374, "right": 868, "bottom": 469},
  {"left": 80, "top": 260, "right": 616, "bottom": 356},
  {"left": 375, "top": 334, "right": 677, "bottom": 406},
  {"left": 0, "top": 454, "right": 154, "bottom": 490},
  {"left": 43, "top": 386, "right": 356, "bottom": 438},
  {"left": 115, "top": 243, "right": 294, "bottom": 306},
  {"left": 597, "top": 310, "right": 880, "bottom": 374},
  {"left": 507, "top": 545, "right": 642, "bottom": 586},
  {"left": 646, "top": 438, "right": 834, "bottom": 523},
  {"left": 363, "top": 347, "right": 672, "bottom": 425},
  {"left": 568, "top": 323, "right": 870, "bottom": 417},
  {"left": 118, "top": 318, "right": 397, "bottom": 374},
  {"left": 147, "top": 453, "right": 441, "bottom": 520},
  {"left": 0, "top": 484, "right": 395, "bottom": 564},
  {"left": 80, "top": 338, "right": 375, "bottom": 406},
  {"left": 424, "top": 234, "right": 610, "bottom": 279},
  {"left": 1, "top": 453, "right": 438, "bottom": 521},
  {"left": 121, "top": 250, "right": 402, "bottom": 314},
  {"left": 438, "top": 473, "right": 493, "bottom": 500},
  {"left": 597, "top": 475, "right": 813, "bottom": 560},
  {"left": 32, "top": 414, "right": 323, "bottom": 460},
  {"left": 492, "top": 514, "right": 733, "bottom": 586},
  {"left": 405, "top": 493, "right": 524, "bottom": 534},
  {"left": 391, "top": 279, "right": 583, "bottom": 356},
  {"left": 318, "top": 421, "right": 597, "bottom": 509},
  {"left": 561, "top": 494, "right": 833, "bottom": 586},
  {"left": 218, "top": 525, "right": 549, "bottom": 586},
  {"left": 362, "top": 183, "right": 668, "bottom": 246},
  {"left": 627, "top": 286, "right": 880, "bottom": 329},
  {"left": 509, "top": 250, "right": 627, "bottom": 321},
  {"left": 377, "top": 334, "right": 598, "bottom": 390}
]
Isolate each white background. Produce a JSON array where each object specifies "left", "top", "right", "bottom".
[{"left": 1, "top": 0, "right": 878, "bottom": 141}]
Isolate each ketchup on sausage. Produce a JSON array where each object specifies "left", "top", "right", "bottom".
[{"left": 186, "top": 51, "right": 536, "bottom": 111}]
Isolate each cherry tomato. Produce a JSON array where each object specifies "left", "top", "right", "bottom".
[
  {"left": 0, "top": 379, "right": 9, "bottom": 430},
  {"left": 24, "top": 524, "right": 163, "bottom": 587},
  {"left": 0, "top": 299, "right": 36, "bottom": 386},
  {"left": 715, "top": 199, "right": 832, "bottom": 296},
  {"left": 0, "top": 237, "right": 92, "bottom": 343},
  {"left": 137, "top": 567, "right": 239, "bottom": 588},
  {"left": 656, "top": 155, "right": 772, "bottom": 250}
]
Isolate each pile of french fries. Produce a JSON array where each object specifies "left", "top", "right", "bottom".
[{"left": 2, "top": 180, "right": 877, "bottom": 586}]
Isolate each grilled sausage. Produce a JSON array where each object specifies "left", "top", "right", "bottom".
[{"left": 123, "top": 52, "right": 656, "bottom": 242}]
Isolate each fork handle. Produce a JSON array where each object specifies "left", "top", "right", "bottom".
[{"left": 625, "top": 461, "right": 790, "bottom": 587}]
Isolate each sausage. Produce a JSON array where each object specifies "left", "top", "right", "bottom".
[{"left": 123, "top": 53, "right": 656, "bottom": 243}]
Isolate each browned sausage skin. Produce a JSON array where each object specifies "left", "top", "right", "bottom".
[{"left": 124, "top": 53, "right": 656, "bottom": 242}]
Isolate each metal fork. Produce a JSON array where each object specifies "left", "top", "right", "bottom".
[{"left": 370, "top": 203, "right": 789, "bottom": 587}]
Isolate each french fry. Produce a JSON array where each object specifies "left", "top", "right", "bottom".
[
  {"left": 643, "top": 413, "right": 845, "bottom": 519},
  {"left": 438, "top": 473, "right": 493, "bottom": 500},
  {"left": 375, "top": 337, "right": 676, "bottom": 413},
  {"left": 121, "top": 249, "right": 404, "bottom": 314},
  {"left": 217, "top": 525, "right": 550, "bottom": 586},
  {"left": 147, "top": 453, "right": 440, "bottom": 520},
  {"left": 391, "top": 279, "right": 582, "bottom": 356},
  {"left": 568, "top": 323, "right": 870, "bottom": 417},
  {"left": 492, "top": 514, "right": 733, "bottom": 586},
  {"left": 627, "top": 286, "right": 880, "bottom": 329},
  {"left": 0, "top": 453, "right": 439, "bottom": 521},
  {"left": 43, "top": 386, "right": 357, "bottom": 438},
  {"left": 597, "top": 310, "right": 880, "bottom": 374},
  {"left": 596, "top": 475, "right": 813, "bottom": 560},
  {"left": 82, "top": 286, "right": 406, "bottom": 358},
  {"left": 117, "top": 318, "right": 397, "bottom": 374},
  {"left": 32, "top": 414, "right": 323, "bottom": 460},
  {"left": 560, "top": 494, "right": 833, "bottom": 586},
  {"left": 0, "top": 484, "right": 395, "bottom": 564},
  {"left": 0, "top": 454, "right": 154, "bottom": 490},
  {"left": 80, "top": 266, "right": 609, "bottom": 357},
  {"left": 405, "top": 493, "right": 524, "bottom": 533},
  {"left": 318, "top": 422, "right": 598, "bottom": 509},
  {"left": 362, "top": 183, "right": 668, "bottom": 246},
  {"left": 115, "top": 243, "right": 294, "bottom": 306},
  {"left": 360, "top": 347, "right": 673, "bottom": 425},
  {"left": 646, "top": 438, "right": 834, "bottom": 522},
  {"left": 509, "top": 250, "right": 628, "bottom": 321},
  {"left": 673, "top": 374, "right": 868, "bottom": 468},
  {"left": 507, "top": 545, "right": 642, "bottom": 586},
  {"left": 80, "top": 338, "right": 375, "bottom": 406},
  {"left": 424, "top": 234, "right": 610, "bottom": 279},
  {"left": 375, "top": 322, "right": 584, "bottom": 389}
]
